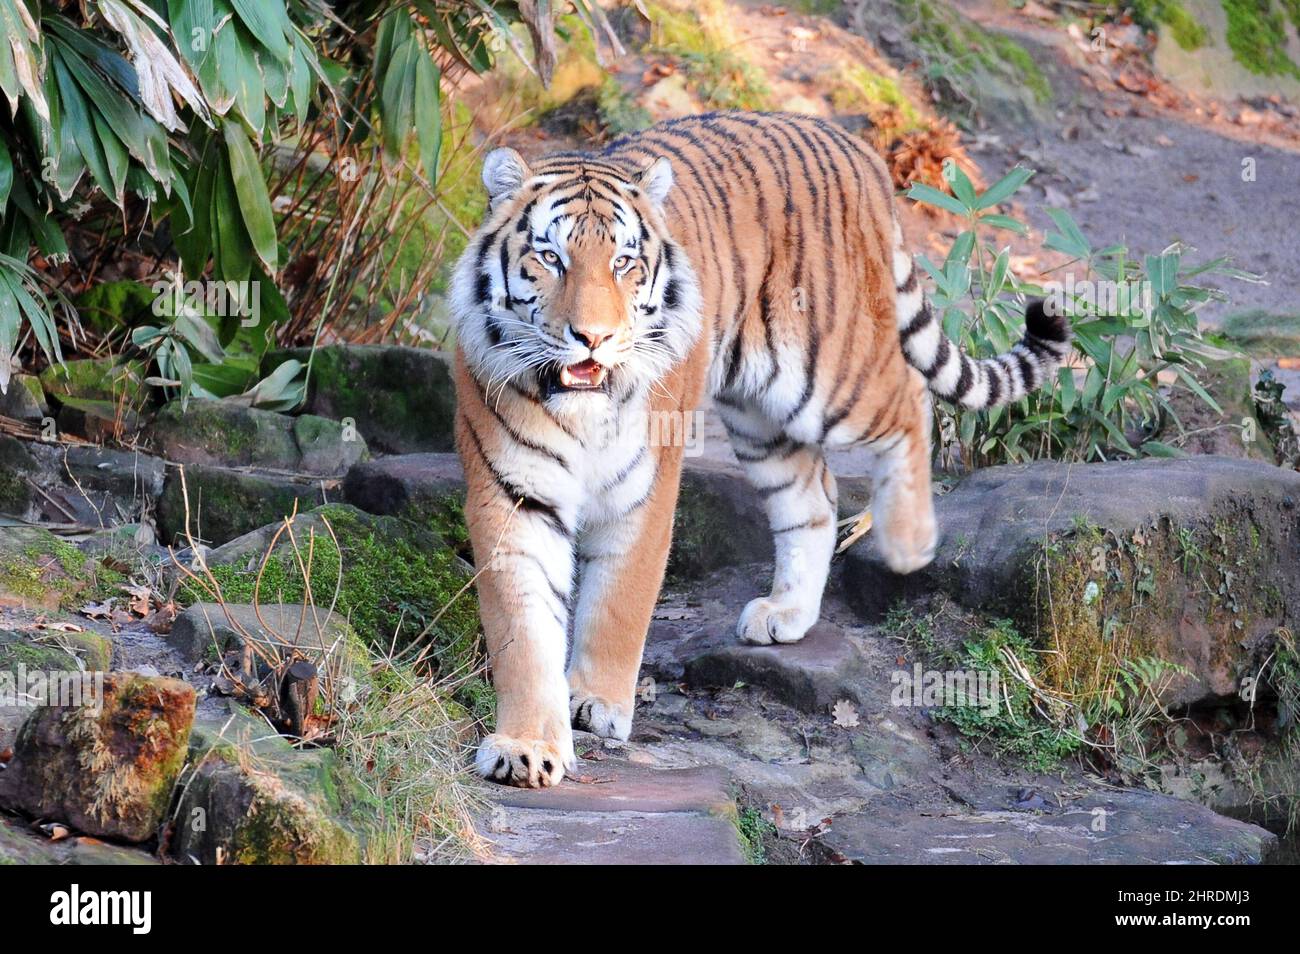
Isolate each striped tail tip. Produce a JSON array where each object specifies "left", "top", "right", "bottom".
[{"left": 1025, "top": 297, "right": 1071, "bottom": 349}]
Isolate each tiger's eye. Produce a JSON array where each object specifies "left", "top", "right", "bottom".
[
  {"left": 613, "top": 255, "right": 632, "bottom": 271},
  {"left": 540, "top": 250, "right": 560, "bottom": 266}
]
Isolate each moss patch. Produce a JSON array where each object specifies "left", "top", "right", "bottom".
[
  {"left": 0, "top": 527, "right": 92, "bottom": 610},
  {"left": 1024, "top": 508, "right": 1285, "bottom": 710},
  {"left": 157, "top": 464, "right": 325, "bottom": 548},
  {"left": 39, "top": 357, "right": 145, "bottom": 405},
  {"left": 1223, "top": 0, "right": 1300, "bottom": 77},
  {"left": 1219, "top": 309, "right": 1300, "bottom": 356},
  {"left": 643, "top": 0, "right": 774, "bottom": 110},
  {"left": 174, "top": 711, "right": 370, "bottom": 864},
  {"left": 896, "top": 0, "right": 1051, "bottom": 119},
  {"left": 1133, "top": 0, "right": 1211, "bottom": 50},
  {"left": 185, "top": 505, "right": 488, "bottom": 716}
]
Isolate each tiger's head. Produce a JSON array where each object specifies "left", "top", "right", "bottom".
[{"left": 450, "top": 147, "right": 700, "bottom": 407}]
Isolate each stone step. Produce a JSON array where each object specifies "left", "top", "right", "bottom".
[
  {"left": 681, "top": 622, "right": 871, "bottom": 712},
  {"left": 480, "top": 757, "right": 748, "bottom": 865},
  {"left": 814, "top": 789, "right": 1278, "bottom": 865}
]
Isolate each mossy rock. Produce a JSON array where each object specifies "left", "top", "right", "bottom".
[
  {"left": 890, "top": 0, "right": 1053, "bottom": 122},
  {"left": 0, "top": 527, "right": 93, "bottom": 610},
  {"left": 39, "top": 357, "right": 144, "bottom": 404},
  {"left": 341, "top": 453, "right": 472, "bottom": 559},
  {"left": 0, "top": 815, "right": 157, "bottom": 865},
  {"left": 0, "top": 374, "right": 47, "bottom": 423},
  {"left": 56, "top": 396, "right": 147, "bottom": 443},
  {"left": 190, "top": 504, "right": 481, "bottom": 687},
  {"left": 842, "top": 457, "right": 1300, "bottom": 708},
  {"left": 168, "top": 602, "right": 368, "bottom": 678},
  {"left": 0, "top": 628, "right": 112, "bottom": 674},
  {"left": 156, "top": 463, "right": 328, "bottom": 547},
  {"left": 266, "top": 345, "right": 456, "bottom": 455},
  {"left": 668, "top": 460, "right": 773, "bottom": 580},
  {"left": 172, "top": 707, "right": 370, "bottom": 865},
  {"left": 1162, "top": 354, "right": 1274, "bottom": 461},
  {"left": 0, "top": 436, "right": 40, "bottom": 518},
  {"left": 147, "top": 399, "right": 368, "bottom": 475},
  {"left": 0, "top": 672, "right": 194, "bottom": 843},
  {"left": 1218, "top": 310, "right": 1300, "bottom": 357}
]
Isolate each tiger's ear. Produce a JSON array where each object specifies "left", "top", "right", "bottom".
[
  {"left": 483, "top": 147, "right": 529, "bottom": 207},
  {"left": 634, "top": 156, "right": 673, "bottom": 207}
]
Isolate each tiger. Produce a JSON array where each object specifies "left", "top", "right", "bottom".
[{"left": 449, "top": 111, "right": 1070, "bottom": 788}]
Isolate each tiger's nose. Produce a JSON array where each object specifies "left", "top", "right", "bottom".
[{"left": 569, "top": 326, "right": 613, "bottom": 351}]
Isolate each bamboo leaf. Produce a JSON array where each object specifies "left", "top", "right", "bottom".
[{"left": 222, "top": 120, "right": 276, "bottom": 273}]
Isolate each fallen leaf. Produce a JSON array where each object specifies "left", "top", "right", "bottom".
[
  {"left": 40, "top": 823, "right": 70, "bottom": 841},
  {"left": 79, "top": 599, "right": 115, "bottom": 620},
  {"left": 832, "top": 698, "right": 860, "bottom": 729}
]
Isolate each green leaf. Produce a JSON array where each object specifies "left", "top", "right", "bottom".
[
  {"left": 1057, "top": 365, "right": 1076, "bottom": 416},
  {"left": 0, "top": 138, "right": 11, "bottom": 209},
  {"left": 974, "top": 165, "right": 1033, "bottom": 210},
  {"left": 1139, "top": 440, "right": 1184, "bottom": 458},
  {"left": 978, "top": 213, "right": 1028, "bottom": 235},
  {"left": 413, "top": 51, "right": 441, "bottom": 186},
  {"left": 1043, "top": 208, "right": 1091, "bottom": 260},
  {"left": 212, "top": 148, "right": 251, "bottom": 282},
  {"left": 228, "top": 0, "right": 292, "bottom": 63},
  {"left": 222, "top": 121, "right": 277, "bottom": 273},
  {"left": 906, "top": 181, "right": 967, "bottom": 217}
]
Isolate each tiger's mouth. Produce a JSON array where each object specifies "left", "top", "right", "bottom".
[{"left": 552, "top": 358, "right": 608, "bottom": 392}]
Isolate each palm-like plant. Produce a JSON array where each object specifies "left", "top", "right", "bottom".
[{"left": 0, "top": 0, "right": 609, "bottom": 403}]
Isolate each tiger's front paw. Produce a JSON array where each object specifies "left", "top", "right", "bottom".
[
  {"left": 569, "top": 691, "right": 633, "bottom": 740},
  {"left": 737, "top": 597, "right": 816, "bottom": 645},
  {"left": 475, "top": 732, "right": 574, "bottom": 788}
]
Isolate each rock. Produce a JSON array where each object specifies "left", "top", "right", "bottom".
[
  {"left": 0, "top": 437, "right": 165, "bottom": 526},
  {"left": 268, "top": 344, "right": 456, "bottom": 455},
  {"left": 0, "top": 627, "right": 113, "bottom": 755},
  {"left": 815, "top": 789, "right": 1276, "bottom": 865},
  {"left": 0, "top": 374, "right": 47, "bottom": 422},
  {"left": 683, "top": 622, "right": 870, "bottom": 711},
  {"left": 840, "top": 457, "right": 1300, "bottom": 707},
  {"left": 481, "top": 758, "right": 746, "bottom": 864},
  {"left": 146, "top": 400, "right": 367, "bottom": 475},
  {"left": 0, "top": 815, "right": 158, "bottom": 864},
  {"left": 39, "top": 357, "right": 144, "bottom": 404},
  {"left": 343, "top": 453, "right": 467, "bottom": 522},
  {"left": 0, "top": 628, "right": 112, "bottom": 674},
  {"left": 0, "top": 436, "right": 40, "bottom": 517},
  {"left": 171, "top": 707, "right": 367, "bottom": 864},
  {"left": 342, "top": 453, "right": 469, "bottom": 555},
  {"left": 0, "top": 526, "right": 92, "bottom": 610},
  {"left": 193, "top": 504, "right": 479, "bottom": 668},
  {"left": 0, "top": 672, "right": 195, "bottom": 842},
  {"left": 156, "top": 463, "right": 329, "bottom": 547},
  {"left": 669, "top": 459, "right": 773, "bottom": 579},
  {"left": 56, "top": 397, "right": 146, "bottom": 444},
  {"left": 168, "top": 602, "right": 365, "bottom": 675},
  {"left": 1163, "top": 355, "right": 1273, "bottom": 460},
  {"left": 1219, "top": 310, "right": 1300, "bottom": 358}
]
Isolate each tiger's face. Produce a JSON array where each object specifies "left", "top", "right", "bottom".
[{"left": 451, "top": 148, "right": 700, "bottom": 407}]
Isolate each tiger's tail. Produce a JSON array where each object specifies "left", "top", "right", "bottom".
[{"left": 893, "top": 245, "right": 1072, "bottom": 410}]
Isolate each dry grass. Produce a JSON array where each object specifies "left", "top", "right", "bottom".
[{"left": 165, "top": 467, "right": 490, "bottom": 863}]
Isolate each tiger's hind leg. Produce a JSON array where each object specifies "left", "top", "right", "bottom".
[
  {"left": 721, "top": 401, "right": 837, "bottom": 645},
  {"left": 865, "top": 368, "right": 938, "bottom": 574}
]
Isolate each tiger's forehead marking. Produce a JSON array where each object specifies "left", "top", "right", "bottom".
[{"left": 523, "top": 161, "right": 644, "bottom": 252}]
